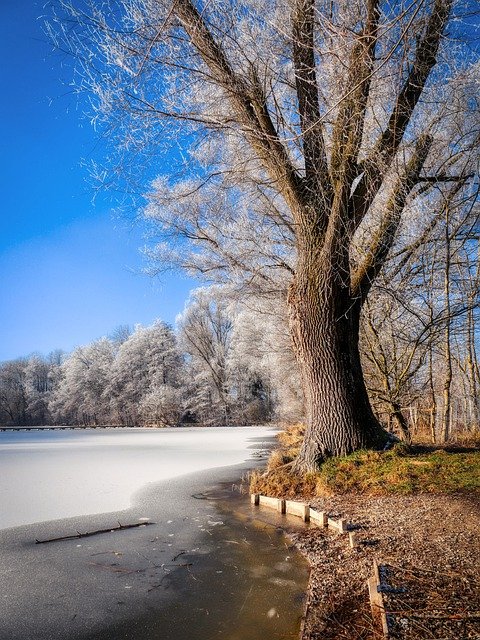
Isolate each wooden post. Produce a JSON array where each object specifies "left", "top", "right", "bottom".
[
  {"left": 328, "top": 517, "right": 347, "bottom": 533},
  {"left": 337, "top": 518, "right": 347, "bottom": 533},
  {"left": 349, "top": 532, "right": 356, "bottom": 548},
  {"left": 251, "top": 493, "right": 260, "bottom": 505}
]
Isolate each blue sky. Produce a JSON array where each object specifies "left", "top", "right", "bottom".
[{"left": 0, "top": 0, "right": 195, "bottom": 361}]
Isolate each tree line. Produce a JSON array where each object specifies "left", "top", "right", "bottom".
[
  {"left": 0, "top": 287, "right": 300, "bottom": 429},
  {"left": 1, "top": 240, "right": 479, "bottom": 442}
]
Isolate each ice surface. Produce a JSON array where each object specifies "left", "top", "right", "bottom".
[{"left": 0, "top": 426, "right": 274, "bottom": 529}]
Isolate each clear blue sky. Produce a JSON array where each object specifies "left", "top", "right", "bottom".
[{"left": 0, "top": 0, "right": 195, "bottom": 361}]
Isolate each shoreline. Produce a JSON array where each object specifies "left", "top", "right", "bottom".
[{"left": 0, "top": 450, "right": 309, "bottom": 640}]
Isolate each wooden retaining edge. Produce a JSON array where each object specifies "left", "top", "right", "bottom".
[
  {"left": 285, "top": 499, "right": 310, "bottom": 522},
  {"left": 368, "top": 559, "right": 389, "bottom": 639},
  {"left": 309, "top": 508, "right": 328, "bottom": 527},
  {"left": 328, "top": 517, "right": 347, "bottom": 533},
  {"left": 252, "top": 494, "right": 286, "bottom": 514},
  {"left": 251, "top": 495, "right": 348, "bottom": 534}
]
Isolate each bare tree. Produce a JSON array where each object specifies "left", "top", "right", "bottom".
[
  {"left": 362, "top": 167, "right": 480, "bottom": 443},
  {"left": 50, "top": 0, "right": 479, "bottom": 469},
  {"left": 0, "top": 360, "right": 28, "bottom": 425}
]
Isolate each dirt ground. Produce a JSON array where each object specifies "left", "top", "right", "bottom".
[{"left": 289, "top": 493, "right": 480, "bottom": 640}]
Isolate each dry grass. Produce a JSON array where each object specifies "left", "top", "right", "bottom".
[
  {"left": 276, "top": 422, "right": 305, "bottom": 451},
  {"left": 249, "top": 467, "right": 317, "bottom": 499}
]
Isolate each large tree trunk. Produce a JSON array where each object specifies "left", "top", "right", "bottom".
[{"left": 288, "top": 262, "right": 389, "bottom": 472}]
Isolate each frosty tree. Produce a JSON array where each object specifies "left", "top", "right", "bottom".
[
  {"left": 51, "top": 0, "right": 479, "bottom": 469},
  {"left": 49, "top": 338, "right": 116, "bottom": 425},
  {"left": 177, "top": 287, "right": 234, "bottom": 425},
  {"left": 108, "top": 321, "right": 183, "bottom": 425}
]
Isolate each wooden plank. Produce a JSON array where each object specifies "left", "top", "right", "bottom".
[
  {"left": 285, "top": 500, "right": 310, "bottom": 522},
  {"left": 309, "top": 509, "right": 328, "bottom": 527},
  {"left": 250, "top": 493, "right": 260, "bottom": 506},
  {"left": 373, "top": 558, "right": 381, "bottom": 583},
  {"left": 349, "top": 532, "right": 356, "bottom": 548},
  {"left": 368, "top": 576, "right": 383, "bottom": 609},
  {"left": 258, "top": 495, "right": 279, "bottom": 509},
  {"left": 368, "top": 561, "right": 389, "bottom": 639},
  {"left": 258, "top": 495, "right": 286, "bottom": 513},
  {"left": 327, "top": 517, "right": 347, "bottom": 533}
]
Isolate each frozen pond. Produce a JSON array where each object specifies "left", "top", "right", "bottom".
[{"left": 0, "top": 426, "right": 275, "bottom": 529}]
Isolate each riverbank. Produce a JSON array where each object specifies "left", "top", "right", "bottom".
[
  {"left": 292, "top": 492, "right": 480, "bottom": 639},
  {"left": 249, "top": 425, "right": 480, "bottom": 639}
]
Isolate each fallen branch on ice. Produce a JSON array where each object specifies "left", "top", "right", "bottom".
[{"left": 35, "top": 520, "right": 154, "bottom": 544}]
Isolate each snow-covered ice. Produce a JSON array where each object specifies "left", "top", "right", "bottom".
[{"left": 0, "top": 426, "right": 274, "bottom": 529}]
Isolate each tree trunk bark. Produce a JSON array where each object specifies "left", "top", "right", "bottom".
[
  {"left": 288, "top": 266, "right": 388, "bottom": 472},
  {"left": 466, "top": 304, "right": 480, "bottom": 427},
  {"left": 428, "top": 348, "right": 437, "bottom": 444},
  {"left": 390, "top": 401, "right": 412, "bottom": 444}
]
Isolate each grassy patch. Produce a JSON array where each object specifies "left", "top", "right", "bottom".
[
  {"left": 251, "top": 437, "right": 480, "bottom": 497},
  {"left": 316, "top": 446, "right": 480, "bottom": 495}
]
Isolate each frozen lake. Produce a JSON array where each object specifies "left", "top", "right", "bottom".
[
  {"left": 0, "top": 426, "right": 275, "bottom": 529},
  {"left": 0, "top": 425, "right": 309, "bottom": 640}
]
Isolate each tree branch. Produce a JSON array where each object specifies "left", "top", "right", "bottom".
[
  {"left": 291, "top": 0, "right": 331, "bottom": 204},
  {"left": 330, "top": 0, "right": 380, "bottom": 186},
  {"left": 351, "top": 0, "right": 452, "bottom": 226},
  {"left": 417, "top": 174, "right": 475, "bottom": 183},
  {"left": 173, "top": 0, "right": 305, "bottom": 218},
  {"left": 376, "top": 0, "right": 452, "bottom": 160},
  {"left": 351, "top": 134, "right": 433, "bottom": 302}
]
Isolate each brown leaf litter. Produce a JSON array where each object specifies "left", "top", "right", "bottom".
[{"left": 290, "top": 493, "right": 480, "bottom": 639}]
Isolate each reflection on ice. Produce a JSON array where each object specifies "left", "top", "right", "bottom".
[{"left": 0, "top": 426, "right": 275, "bottom": 529}]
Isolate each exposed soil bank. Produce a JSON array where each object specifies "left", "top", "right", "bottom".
[
  {"left": 289, "top": 493, "right": 480, "bottom": 639},
  {"left": 0, "top": 451, "right": 309, "bottom": 639}
]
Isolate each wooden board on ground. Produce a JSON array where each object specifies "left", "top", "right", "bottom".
[
  {"left": 309, "top": 509, "right": 328, "bottom": 527},
  {"left": 368, "top": 559, "right": 389, "bottom": 638}
]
